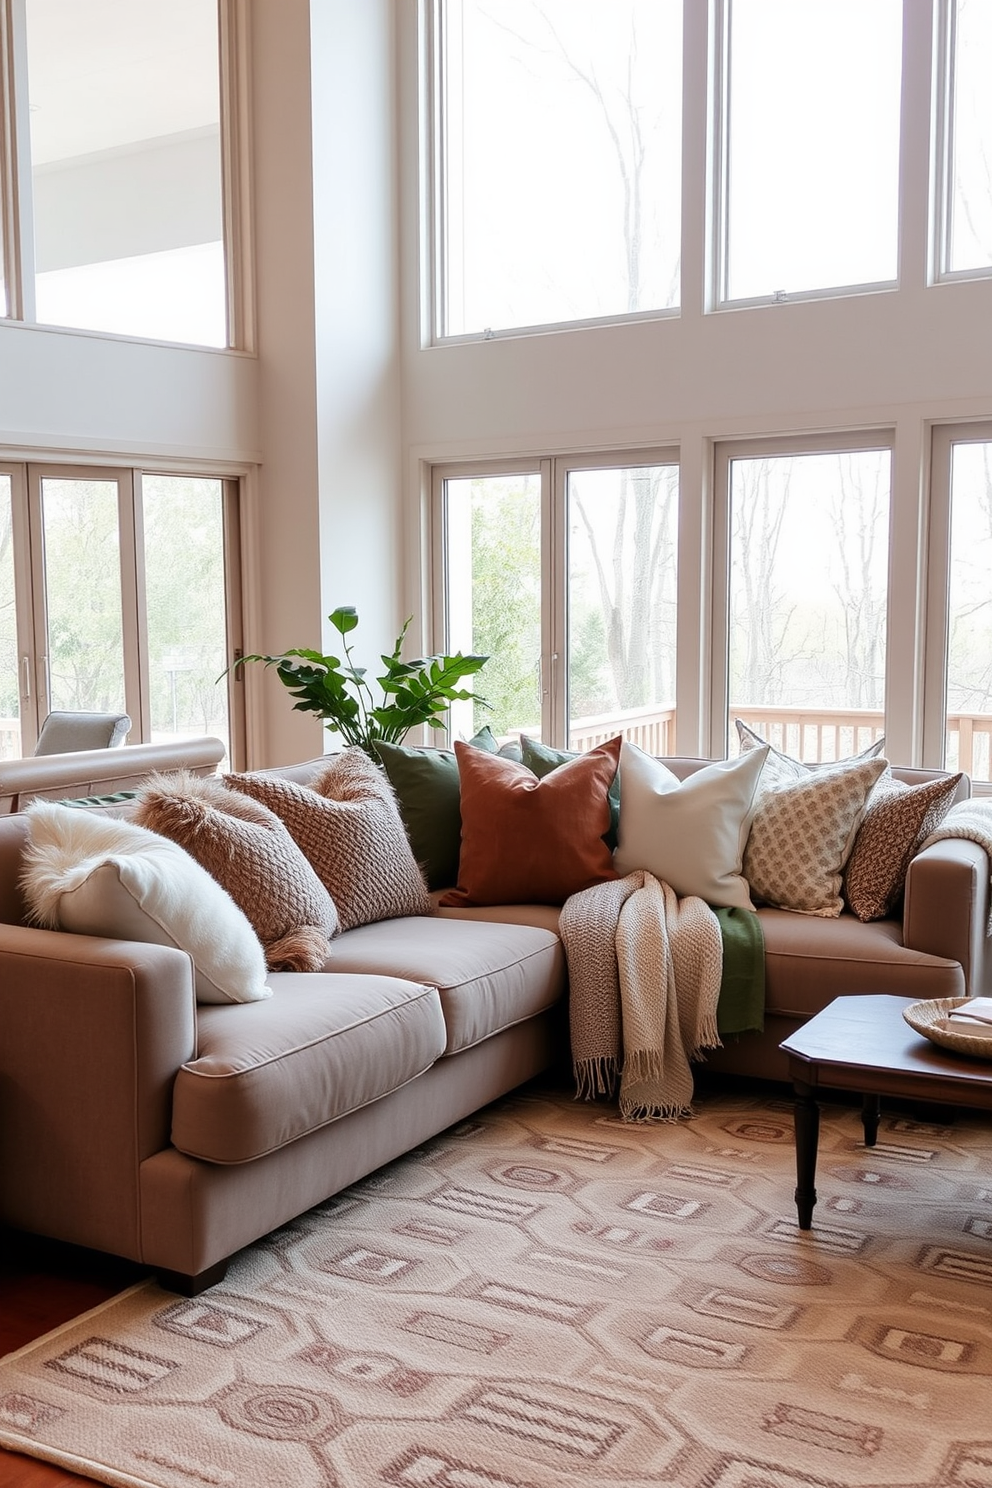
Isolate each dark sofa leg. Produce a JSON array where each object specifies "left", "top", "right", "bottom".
[{"left": 155, "top": 1258, "right": 229, "bottom": 1296}]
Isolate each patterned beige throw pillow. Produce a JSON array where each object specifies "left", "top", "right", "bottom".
[
  {"left": 736, "top": 719, "right": 886, "bottom": 786},
  {"left": 843, "top": 772, "right": 963, "bottom": 922},
  {"left": 743, "top": 757, "right": 888, "bottom": 917},
  {"left": 226, "top": 749, "right": 433, "bottom": 932},
  {"left": 134, "top": 770, "right": 339, "bottom": 971}
]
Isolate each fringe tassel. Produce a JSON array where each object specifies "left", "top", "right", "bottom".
[
  {"left": 619, "top": 1096, "right": 694, "bottom": 1123},
  {"left": 573, "top": 1055, "right": 618, "bottom": 1101},
  {"left": 621, "top": 1049, "right": 668, "bottom": 1085},
  {"left": 688, "top": 1015, "right": 723, "bottom": 1063}
]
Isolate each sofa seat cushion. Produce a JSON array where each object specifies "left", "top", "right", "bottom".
[
  {"left": 758, "top": 908, "right": 964, "bottom": 1019},
  {"left": 172, "top": 973, "right": 446, "bottom": 1164},
  {"left": 324, "top": 916, "right": 565, "bottom": 1055}
]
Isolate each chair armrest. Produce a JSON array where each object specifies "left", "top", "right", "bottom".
[
  {"left": 0, "top": 923, "right": 197, "bottom": 1261},
  {"left": 903, "top": 838, "right": 991, "bottom": 997}
]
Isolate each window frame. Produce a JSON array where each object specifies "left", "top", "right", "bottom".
[
  {"left": 431, "top": 445, "right": 680, "bottom": 747},
  {"left": 712, "top": 0, "right": 903, "bottom": 310},
  {"left": 0, "top": 0, "right": 252, "bottom": 351},
  {"left": 932, "top": 0, "right": 992, "bottom": 286},
  {"left": 924, "top": 420, "right": 992, "bottom": 785},
  {"left": 711, "top": 429, "right": 897, "bottom": 759},
  {"left": 2, "top": 456, "right": 246, "bottom": 760},
  {"left": 426, "top": 0, "right": 684, "bottom": 346}
]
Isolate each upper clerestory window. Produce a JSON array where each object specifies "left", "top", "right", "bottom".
[
  {"left": 715, "top": 0, "right": 903, "bottom": 307},
  {"left": 937, "top": 0, "right": 992, "bottom": 280},
  {"left": 433, "top": 0, "right": 683, "bottom": 341}
]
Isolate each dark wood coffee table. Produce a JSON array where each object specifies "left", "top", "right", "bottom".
[{"left": 780, "top": 993, "right": 992, "bottom": 1229}]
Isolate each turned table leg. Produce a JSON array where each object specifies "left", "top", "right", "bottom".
[
  {"left": 861, "top": 1093, "right": 881, "bottom": 1147},
  {"left": 792, "top": 1078, "right": 819, "bottom": 1230}
]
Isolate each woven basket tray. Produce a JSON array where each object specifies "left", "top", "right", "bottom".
[{"left": 903, "top": 998, "right": 992, "bottom": 1059}]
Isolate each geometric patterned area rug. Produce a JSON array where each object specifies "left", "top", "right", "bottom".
[{"left": 2, "top": 1083, "right": 992, "bottom": 1488}]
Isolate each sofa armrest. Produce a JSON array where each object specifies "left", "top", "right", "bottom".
[
  {"left": 0, "top": 923, "right": 197, "bottom": 1261},
  {"left": 902, "top": 838, "right": 991, "bottom": 997}
]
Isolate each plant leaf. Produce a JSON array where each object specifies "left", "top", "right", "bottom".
[{"left": 329, "top": 606, "right": 359, "bottom": 636}]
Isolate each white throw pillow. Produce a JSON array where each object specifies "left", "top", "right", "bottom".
[
  {"left": 20, "top": 801, "right": 270, "bottom": 1004},
  {"left": 614, "top": 744, "right": 769, "bottom": 910}
]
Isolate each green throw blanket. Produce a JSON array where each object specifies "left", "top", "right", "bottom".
[{"left": 713, "top": 906, "right": 765, "bottom": 1037}]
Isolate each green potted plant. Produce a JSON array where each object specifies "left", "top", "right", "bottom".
[{"left": 231, "top": 606, "right": 489, "bottom": 756}]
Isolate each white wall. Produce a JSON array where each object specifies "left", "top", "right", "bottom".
[
  {"left": 243, "top": 0, "right": 402, "bottom": 767},
  {"left": 310, "top": 0, "right": 402, "bottom": 676}
]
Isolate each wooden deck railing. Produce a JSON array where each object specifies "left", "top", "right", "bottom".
[
  {"left": 569, "top": 704, "right": 992, "bottom": 779},
  {"left": 0, "top": 718, "right": 21, "bottom": 760},
  {"left": 6, "top": 707, "right": 992, "bottom": 778}
]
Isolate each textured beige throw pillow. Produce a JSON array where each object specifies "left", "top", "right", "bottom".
[
  {"left": 843, "top": 771, "right": 963, "bottom": 922},
  {"left": 743, "top": 757, "right": 887, "bottom": 917},
  {"left": 134, "top": 770, "right": 339, "bottom": 971},
  {"left": 226, "top": 749, "right": 433, "bottom": 932}
]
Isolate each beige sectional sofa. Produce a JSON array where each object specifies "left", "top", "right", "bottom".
[{"left": 0, "top": 752, "right": 986, "bottom": 1295}]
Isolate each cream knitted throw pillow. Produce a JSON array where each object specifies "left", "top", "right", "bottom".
[
  {"left": 134, "top": 770, "right": 339, "bottom": 971},
  {"left": 226, "top": 749, "right": 433, "bottom": 932}
]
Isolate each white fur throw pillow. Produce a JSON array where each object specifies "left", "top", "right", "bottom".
[
  {"left": 226, "top": 748, "right": 433, "bottom": 932},
  {"left": 20, "top": 800, "right": 270, "bottom": 1004}
]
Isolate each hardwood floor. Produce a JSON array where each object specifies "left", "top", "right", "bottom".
[{"left": 0, "top": 1234, "right": 147, "bottom": 1487}]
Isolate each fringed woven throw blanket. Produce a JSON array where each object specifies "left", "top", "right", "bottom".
[{"left": 560, "top": 871, "right": 723, "bottom": 1121}]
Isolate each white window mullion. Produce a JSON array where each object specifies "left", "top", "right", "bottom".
[
  {"left": 221, "top": 477, "right": 246, "bottom": 769},
  {"left": 545, "top": 456, "right": 564, "bottom": 746},
  {"left": 218, "top": 0, "right": 253, "bottom": 353},
  {"left": 124, "top": 470, "right": 150, "bottom": 740},
  {"left": 2, "top": 0, "right": 35, "bottom": 321},
  {"left": 24, "top": 463, "right": 48, "bottom": 716},
  {"left": 897, "top": 0, "right": 935, "bottom": 292},
  {"left": 1, "top": 462, "right": 38, "bottom": 749},
  {"left": 923, "top": 423, "right": 953, "bottom": 766}
]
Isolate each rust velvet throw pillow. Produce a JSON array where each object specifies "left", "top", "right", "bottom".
[{"left": 439, "top": 735, "right": 622, "bottom": 908}]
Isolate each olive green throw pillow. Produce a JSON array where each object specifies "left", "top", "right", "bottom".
[
  {"left": 374, "top": 728, "right": 499, "bottom": 891},
  {"left": 519, "top": 734, "right": 621, "bottom": 848}
]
